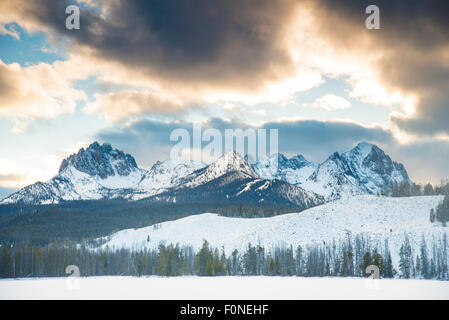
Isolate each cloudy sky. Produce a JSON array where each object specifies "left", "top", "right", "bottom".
[{"left": 0, "top": 0, "right": 448, "bottom": 197}]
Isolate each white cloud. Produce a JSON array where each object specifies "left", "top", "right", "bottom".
[
  {"left": 83, "top": 90, "right": 185, "bottom": 122},
  {"left": 222, "top": 103, "right": 243, "bottom": 113},
  {"left": 0, "top": 60, "right": 87, "bottom": 132},
  {"left": 304, "top": 94, "right": 351, "bottom": 111},
  {"left": 0, "top": 141, "right": 91, "bottom": 188},
  {"left": 0, "top": 158, "right": 43, "bottom": 188},
  {"left": 251, "top": 109, "right": 267, "bottom": 116}
]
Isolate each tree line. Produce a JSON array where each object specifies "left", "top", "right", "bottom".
[
  {"left": 217, "top": 204, "right": 296, "bottom": 218},
  {"left": 381, "top": 180, "right": 449, "bottom": 197},
  {"left": 431, "top": 194, "right": 449, "bottom": 226},
  {"left": 1, "top": 233, "right": 447, "bottom": 280},
  {"left": 0, "top": 200, "right": 299, "bottom": 245}
]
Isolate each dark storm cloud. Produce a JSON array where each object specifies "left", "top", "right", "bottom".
[
  {"left": 96, "top": 118, "right": 249, "bottom": 167},
  {"left": 261, "top": 120, "right": 394, "bottom": 161},
  {"left": 316, "top": 0, "right": 449, "bottom": 48},
  {"left": 4, "top": 0, "right": 448, "bottom": 136},
  {"left": 314, "top": 0, "right": 449, "bottom": 136},
  {"left": 38, "top": 0, "right": 447, "bottom": 136},
  {"left": 392, "top": 95, "right": 449, "bottom": 137},
  {"left": 96, "top": 117, "right": 394, "bottom": 166},
  {"left": 8, "top": 0, "right": 296, "bottom": 91},
  {"left": 96, "top": 119, "right": 184, "bottom": 167}
]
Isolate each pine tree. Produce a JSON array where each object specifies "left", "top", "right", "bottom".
[
  {"left": 295, "top": 245, "right": 303, "bottom": 276},
  {"left": 392, "top": 182, "right": 400, "bottom": 197},
  {"left": 423, "top": 183, "right": 434, "bottom": 195},
  {"left": 383, "top": 240, "right": 394, "bottom": 278},
  {"left": 435, "top": 195, "right": 449, "bottom": 225},
  {"left": 399, "top": 236, "right": 413, "bottom": 278},
  {"left": 195, "top": 241, "right": 216, "bottom": 276},
  {"left": 341, "top": 243, "right": 354, "bottom": 276},
  {"left": 243, "top": 244, "right": 257, "bottom": 275},
  {"left": 371, "top": 249, "right": 384, "bottom": 277},
  {"left": 230, "top": 249, "right": 240, "bottom": 275},
  {"left": 267, "top": 256, "right": 276, "bottom": 275},
  {"left": 360, "top": 251, "right": 372, "bottom": 277},
  {"left": 399, "top": 181, "right": 412, "bottom": 197},
  {"left": 0, "top": 245, "right": 12, "bottom": 278},
  {"left": 286, "top": 246, "right": 295, "bottom": 276},
  {"left": 420, "top": 237, "right": 430, "bottom": 279}
]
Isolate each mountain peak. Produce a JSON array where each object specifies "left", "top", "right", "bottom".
[
  {"left": 355, "top": 141, "right": 375, "bottom": 148},
  {"left": 213, "top": 150, "right": 256, "bottom": 175},
  {"left": 58, "top": 142, "right": 138, "bottom": 179},
  {"left": 291, "top": 154, "right": 308, "bottom": 163},
  {"left": 346, "top": 142, "right": 389, "bottom": 164},
  {"left": 1, "top": 140, "right": 412, "bottom": 205},
  {"left": 255, "top": 153, "right": 312, "bottom": 172},
  {"left": 352, "top": 141, "right": 376, "bottom": 158},
  {"left": 344, "top": 141, "right": 411, "bottom": 193}
]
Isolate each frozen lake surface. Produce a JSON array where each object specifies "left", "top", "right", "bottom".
[{"left": 1, "top": 276, "right": 448, "bottom": 300}]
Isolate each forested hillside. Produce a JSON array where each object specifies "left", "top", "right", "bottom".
[{"left": 0, "top": 200, "right": 296, "bottom": 245}]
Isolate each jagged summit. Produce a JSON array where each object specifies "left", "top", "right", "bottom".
[
  {"left": 289, "top": 154, "right": 310, "bottom": 167},
  {"left": 341, "top": 141, "right": 410, "bottom": 194},
  {"left": 1, "top": 141, "right": 412, "bottom": 205},
  {"left": 256, "top": 153, "right": 309, "bottom": 169},
  {"left": 254, "top": 141, "right": 412, "bottom": 200},
  {"left": 210, "top": 150, "right": 257, "bottom": 177},
  {"left": 176, "top": 151, "right": 257, "bottom": 189},
  {"left": 258, "top": 153, "right": 311, "bottom": 168},
  {"left": 353, "top": 141, "right": 375, "bottom": 154},
  {"left": 58, "top": 142, "right": 138, "bottom": 179},
  {"left": 253, "top": 152, "right": 317, "bottom": 185},
  {"left": 149, "top": 150, "right": 323, "bottom": 209}
]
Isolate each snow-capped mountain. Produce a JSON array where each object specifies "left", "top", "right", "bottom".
[
  {"left": 0, "top": 141, "right": 411, "bottom": 206},
  {"left": 0, "top": 144, "right": 321, "bottom": 209},
  {"left": 253, "top": 153, "right": 318, "bottom": 186},
  {"left": 253, "top": 142, "right": 412, "bottom": 200},
  {"left": 149, "top": 151, "right": 323, "bottom": 209},
  {"left": 1, "top": 142, "right": 148, "bottom": 205},
  {"left": 58, "top": 142, "right": 139, "bottom": 179},
  {"left": 132, "top": 159, "right": 205, "bottom": 200},
  {"left": 178, "top": 150, "right": 258, "bottom": 189},
  {"left": 1, "top": 142, "right": 210, "bottom": 205}
]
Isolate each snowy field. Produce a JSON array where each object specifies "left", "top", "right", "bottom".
[
  {"left": 1, "top": 276, "right": 448, "bottom": 300},
  {"left": 100, "top": 195, "right": 446, "bottom": 267}
]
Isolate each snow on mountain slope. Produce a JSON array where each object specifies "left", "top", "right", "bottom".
[
  {"left": 148, "top": 171, "right": 323, "bottom": 209},
  {"left": 178, "top": 151, "right": 257, "bottom": 189},
  {"left": 304, "top": 152, "right": 364, "bottom": 200},
  {"left": 58, "top": 142, "right": 139, "bottom": 179},
  {"left": 132, "top": 159, "right": 205, "bottom": 200},
  {"left": 253, "top": 153, "right": 318, "bottom": 186},
  {"left": 0, "top": 141, "right": 413, "bottom": 205},
  {"left": 0, "top": 144, "right": 319, "bottom": 206},
  {"left": 255, "top": 142, "right": 412, "bottom": 200},
  {"left": 141, "top": 151, "right": 323, "bottom": 209},
  {"left": 340, "top": 142, "right": 411, "bottom": 194},
  {"left": 1, "top": 142, "right": 147, "bottom": 204},
  {"left": 100, "top": 195, "right": 446, "bottom": 268}
]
